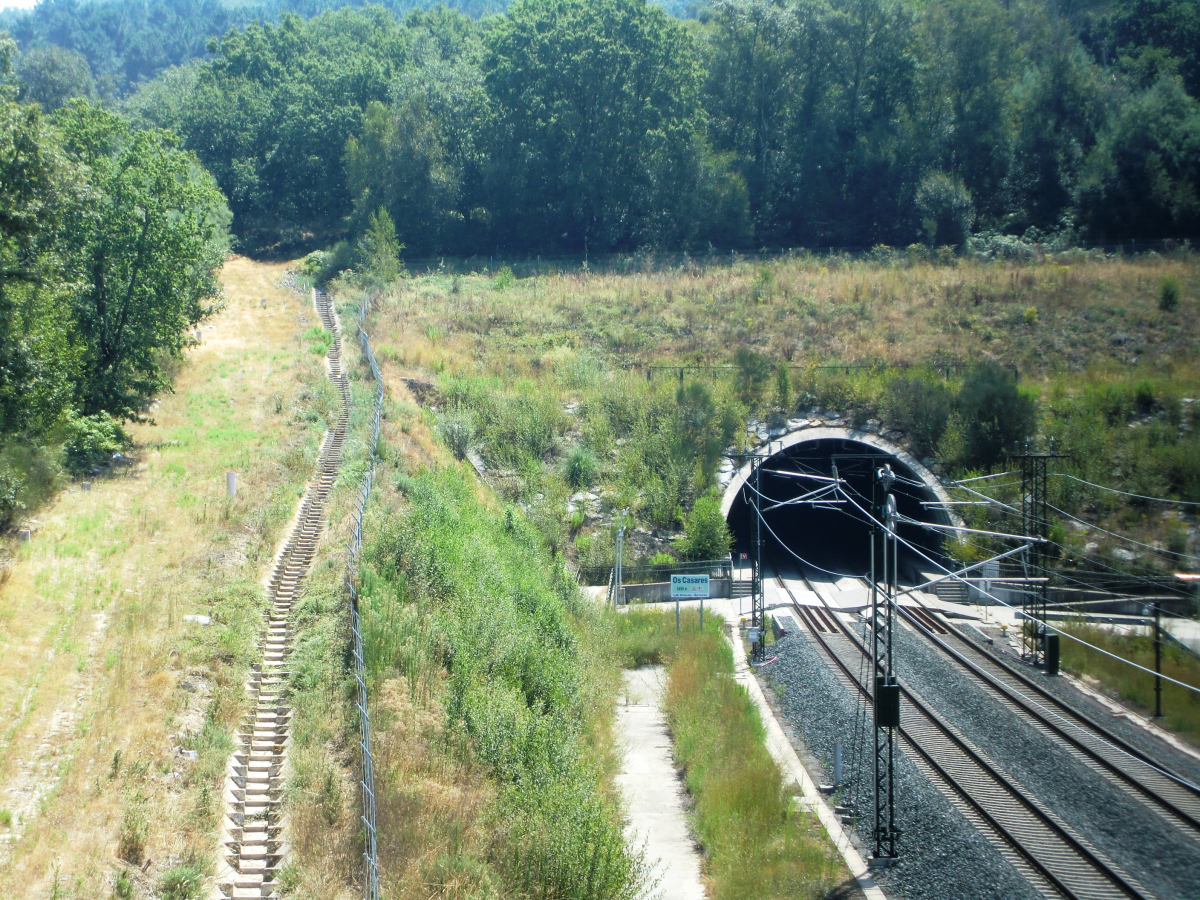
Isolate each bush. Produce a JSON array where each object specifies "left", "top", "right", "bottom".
[
  {"left": 117, "top": 792, "right": 149, "bottom": 864},
  {"left": 563, "top": 446, "right": 599, "bottom": 489},
  {"left": 733, "top": 347, "right": 771, "bottom": 407},
  {"left": 63, "top": 413, "right": 129, "bottom": 475},
  {"left": 680, "top": 494, "right": 732, "bottom": 561},
  {"left": 159, "top": 863, "right": 205, "bottom": 900},
  {"left": 885, "top": 377, "right": 953, "bottom": 458},
  {"left": 0, "top": 465, "right": 24, "bottom": 529},
  {"left": 367, "top": 468, "right": 645, "bottom": 899},
  {"left": 1160, "top": 275, "right": 1181, "bottom": 311},
  {"left": 437, "top": 406, "right": 476, "bottom": 461},
  {"left": 956, "top": 363, "right": 1036, "bottom": 467}
]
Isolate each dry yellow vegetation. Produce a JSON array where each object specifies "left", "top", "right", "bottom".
[{"left": 0, "top": 257, "right": 330, "bottom": 897}]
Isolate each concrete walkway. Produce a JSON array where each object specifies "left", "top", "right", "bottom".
[{"left": 616, "top": 667, "right": 707, "bottom": 900}]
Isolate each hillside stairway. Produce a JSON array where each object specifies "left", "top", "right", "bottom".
[{"left": 212, "top": 289, "right": 351, "bottom": 899}]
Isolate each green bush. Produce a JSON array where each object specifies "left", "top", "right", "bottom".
[
  {"left": 437, "top": 406, "right": 476, "bottom": 461},
  {"left": 563, "top": 445, "right": 599, "bottom": 489},
  {"left": 733, "top": 347, "right": 771, "bottom": 407},
  {"left": 956, "top": 363, "right": 1036, "bottom": 468},
  {"left": 0, "top": 464, "right": 24, "bottom": 529},
  {"left": 680, "top": 494, "right": 732, "bottom": 561},
  {"left": 885, "top": 377, "right": 953, "bottom": 458},
  {"left": 62, "top": 413, "right": 129, "bottom": 475},
  {"left": 159, "top": 862, "right": 205, "bottom": 900},
  {"left": 1160, "top": 275, "right": 1181, "bottom": 311}
]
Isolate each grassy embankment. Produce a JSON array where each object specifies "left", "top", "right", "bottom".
[
  {"left": 359, "top": 252, "right": 1200, "bottom": 565},
  {"left": 1059, "top": 621, "right": 1200, "bottom": 743},
  {"left": 0, "top": 258, "right": 335, "bottom": 898},
  {"left": 355, "top": 251, "right": 1200, "bottom": 744},
  {"left": 615, "top": 609, "right": 845, "bottom": 899}
]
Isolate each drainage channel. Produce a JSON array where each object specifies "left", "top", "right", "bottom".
[{"left": 213, "top": 289, "right": 351, "bottom": 900}]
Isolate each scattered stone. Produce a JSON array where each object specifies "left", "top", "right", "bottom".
[{"left": 179, "top": 749, "right": 199, "bottom": 762}]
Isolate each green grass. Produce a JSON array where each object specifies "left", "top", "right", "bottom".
[
  {"left": 617, "top": 610, "right": 843, "bottom": 900},
  {"left": 1060, "top": 622, "right": 1200, "bottom": 743},
  {"left": 363, "top": 465, "right": 646, "bottom": 900}
]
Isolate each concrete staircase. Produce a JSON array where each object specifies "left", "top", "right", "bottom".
[{"left": 213, "top": 289, "right": 350, "bottom": 899}]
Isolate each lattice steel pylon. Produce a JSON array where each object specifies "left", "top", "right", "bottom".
[
  {"left": 1014, "top": 441, "right": 1065, "bottom": 666},
  {"left": 870, "top": 464, "right": 900, "bottom": 861},
  {"left": 751, "top": 454, "right": 766, "bottom": 661}
]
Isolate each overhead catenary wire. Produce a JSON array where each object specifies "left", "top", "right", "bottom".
[
  {"left": 836, "top": 486, "right": 1200, "bottom": 697},
  {"left": 746, "top": 487, "right": 868, "bottom": 579},
  {"left": 1046, "top": 503, "right": 1200, "bottom": 565},
  {"left": 1054, "top": 472, "right": 1200, "bottom": 507}
]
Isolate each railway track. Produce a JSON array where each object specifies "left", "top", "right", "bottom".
[
  {"left": 895, "top": 591, "right": 1200, "bottom": 838},
  {"left": 774, "top": 565, "right": 1154, "bottom": 900},
  {"left": 213, "top": 289, "right": 351, "bottom": 900}
]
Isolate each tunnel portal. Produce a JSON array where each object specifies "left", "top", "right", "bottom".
[{"left": 722, "top": 432, "right": 952, "bottom": 584}]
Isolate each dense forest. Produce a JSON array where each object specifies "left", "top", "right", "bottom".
[{"left": 2, "top": 0, "right": 1199, "bottom": 256}]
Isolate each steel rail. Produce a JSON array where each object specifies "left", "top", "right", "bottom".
[
  {"left": 896, "top": 593, "right": 1200, "bottom": 836},
  {"left": 774, "top": 565, "right": 1152, "bottom": 900}
]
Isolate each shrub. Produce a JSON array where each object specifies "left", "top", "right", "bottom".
[
  {"left": 1023, "top": 305, "right": 1039, "bottom": 325},
  {"left": 437, "top": 407, "right": 476, "bottom": 460},
  {"left": 117, "top": 792, "right": 149, "bottom": 864},
  {"left": 886, "top": 377, "right": 953, "bottom": 458},
  {"left": 774, "top": 361, "right": 791, "bottom": 412},
  {"left": 563, "top": 446, "right": 599, "bottom": 489},
  {"left": 114, "top": 869, "right": 133, "bottom": 900},
  {"left": 956, "top": 363, "right": 1036, "bottom": 467},
  {"left": 1160, "top": 275, "right": 1181, "bottom": 311},
  {"left": 63, "top": 413, "right": 129, "bottom": 475},
  {"left": 493, "top": 266, "right": 515, "bottom": 291},
  {"left": 733, "top": 347, "right": 771, "bottom": 407},
  {"left": 0, "top": 465, "right": 24, "bottom": 530},
  {"left": 680, "top": 494, "right": 732, "bottom": 561},
  {"left": 367, "top": 468, "right": 645, "bottom": 899},
  {"left": 159, "top": 863, "right": 205, "bottom": 900}
]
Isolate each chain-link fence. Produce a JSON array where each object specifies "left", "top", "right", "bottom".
[{"left": 346, "top": 293, "right": 384, "bottom": 900}]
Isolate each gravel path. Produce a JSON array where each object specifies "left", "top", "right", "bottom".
[
  {"left": 892, "top": 619, "right": 1200, "bottom": 900},
  {"left": 765, "top": 627, "right": 1045, "bottom": 900}
]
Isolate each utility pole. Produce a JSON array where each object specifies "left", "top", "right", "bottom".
[
  {"left": 752, "top": 455, "right": 765, "bottom": 662},
  {"left": 871, "top": 464, "right": 900, "bottom": 863},
  {"left": 614, "top": 509, "right": 628, "bottom": 609},
  {"left": 1154, "top": 601, "right": 1163, "bottom": 719},
  {"left": 1014, "top": 440, "right": 1066, "bottom": 667}
]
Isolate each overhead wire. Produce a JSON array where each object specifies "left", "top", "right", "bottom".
[
  {"left": 835, "top": 485, "right": 1200, "bottom": 697},
  {"left": 1053, "top": 472, "right": 1200, "bottom": 507},
  {"left": 1045, "top": 503, "right": 1200, "bottom": 565}
]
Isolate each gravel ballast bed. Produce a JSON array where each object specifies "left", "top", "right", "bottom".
[
  {"left": 967, "top": 624, "right": 1200, "bottom": 788},
  {"left": 892, "top": 620, "right": 1200, "bottom": 900},
  {"left": 764, "top": 629, "right": 1045, "bottom": 900}
]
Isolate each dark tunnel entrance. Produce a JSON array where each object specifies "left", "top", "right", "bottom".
[{"left": 724, "top": 436, "right": 950, "bottom": 584}]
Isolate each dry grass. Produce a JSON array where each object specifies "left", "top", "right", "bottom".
[
  {"left": 364, "top": 254, "right": 1199, "bottom": 383},
  {"left": 0, "top": 257, "right": 329, "bottom": 897}
]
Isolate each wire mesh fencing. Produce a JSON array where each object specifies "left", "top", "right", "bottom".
[{"left": 346, "top": 293, "right": 384, "bottom": 900}]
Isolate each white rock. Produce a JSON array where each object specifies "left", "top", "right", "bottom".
[
  {"left": 1112, "top": 548, "right": 1136, "bottom": 562},
  {"left": 183, "top": 615, "right": 211, "bottom": 626},
  {"left": 1084, "top": 542, "right": 1100, "bottom": 553}
]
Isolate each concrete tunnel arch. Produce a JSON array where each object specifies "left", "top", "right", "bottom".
[{"left": 720, "top": 427, "right": 959, "bottom": 583}]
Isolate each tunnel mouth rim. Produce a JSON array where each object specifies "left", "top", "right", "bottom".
[{"left": 720, "top": 426, "right": 959, "bottom": 523}]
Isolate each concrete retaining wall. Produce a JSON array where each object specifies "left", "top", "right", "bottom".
[{"left": 622, "top": 579, "right": 732, "bottom": 603}]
